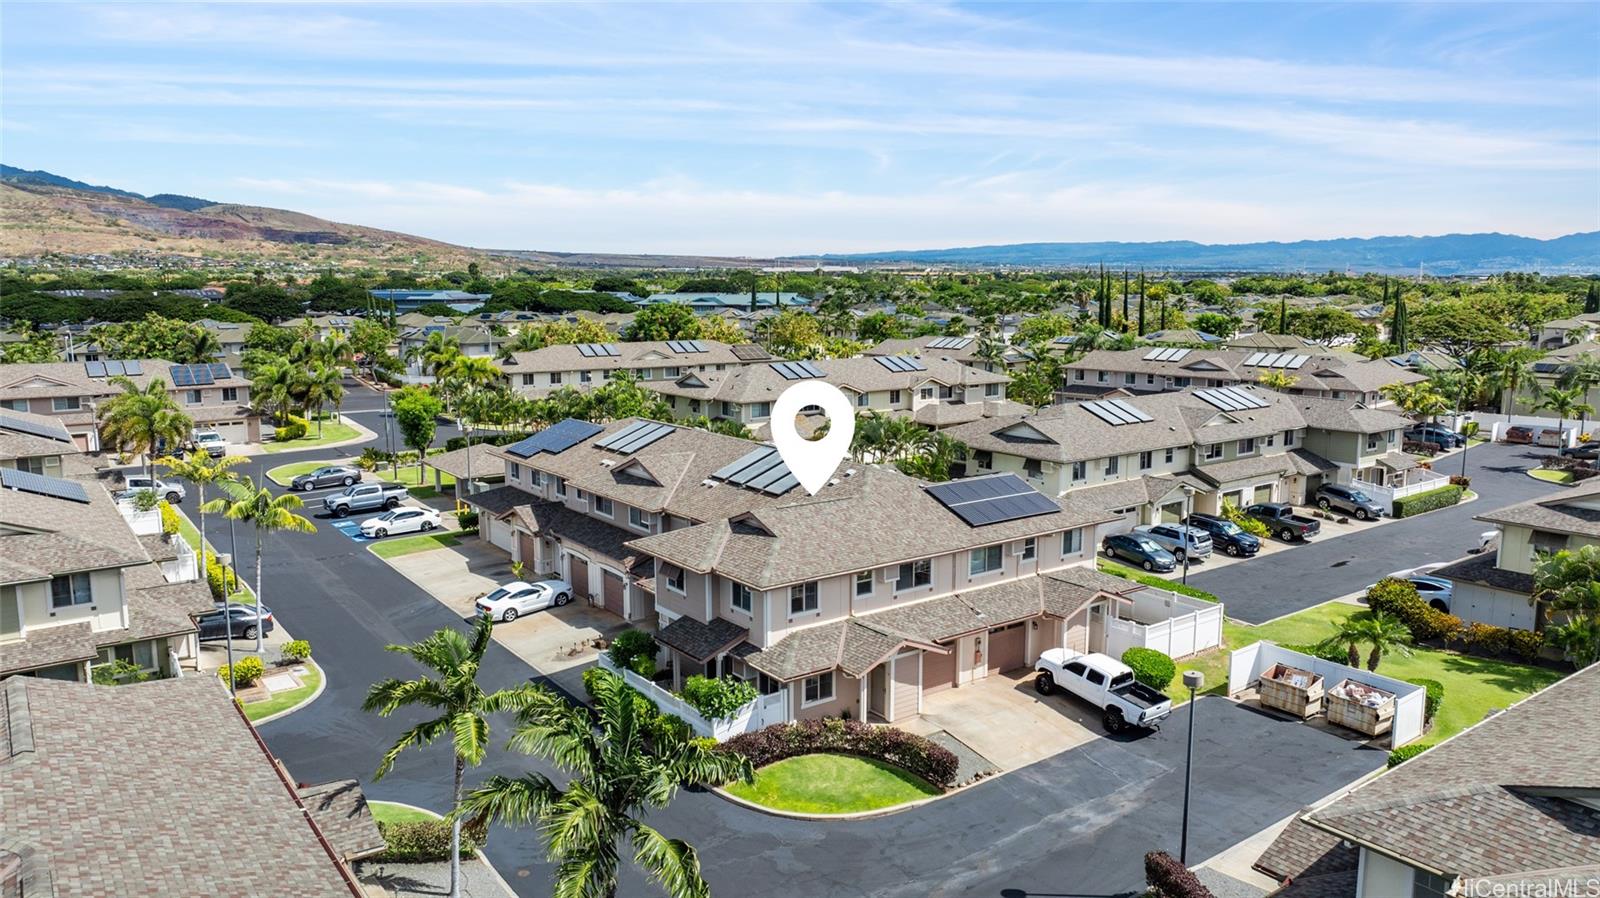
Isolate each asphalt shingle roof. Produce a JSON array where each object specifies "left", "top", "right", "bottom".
[{"left": 1474, "top": 478, "right": 1600, "bottom": 539}]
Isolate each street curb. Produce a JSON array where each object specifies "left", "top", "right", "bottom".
[
  {"left": 1526, "top": 470, "right": 1578, "bottom": 487},
  {"left": 263, "top": 414, "right": 379, "bottom": 455},
  {"left": 709, "top": 781, "right": 947, "bottom": 821},
  {"left": 249, "top": 659, "right": 327, "bottom": 726},
  {"left": 264, "top": 456, "right": 360, "bottom": 487}
]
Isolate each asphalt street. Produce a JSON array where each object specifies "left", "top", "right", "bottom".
[{"left": 188, "top": 381, "right": 1392, "bottom": 898}]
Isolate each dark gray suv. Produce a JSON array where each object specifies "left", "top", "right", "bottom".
[{"left": 1314, "top": 484, "right": 1385, "bottom": 520}]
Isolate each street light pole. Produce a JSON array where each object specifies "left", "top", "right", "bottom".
[
  {"left": 1180, "top": 669, "right": 1204, "bottom": 865},
  {"left": 1181, "top": 486, "right": 1195, "bottom": 586}
]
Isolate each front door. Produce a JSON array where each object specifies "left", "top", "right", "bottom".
[{"left": 868, "top": 665, "right": 888, "bottom": 721}]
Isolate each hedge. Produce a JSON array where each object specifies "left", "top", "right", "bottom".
[
  {"left": 1387, "top": 744, "right": 1429, "bottom": 768},
  {"left": 1367, "top": 578, "right": 1545, "bottom": 663},
  {"left": 1097, "top": 560, "right": 1219, "bottom": 603},
  {"left": 1392, "top": 484, "right": 1463, "bottom": 518},
  {"left": 1121, "top": 647, "right": 1176, "bottom": 693},
  {"left": 375, "top": 819, "right": 484, "bottom": 862},
  {"left": 681, "top": 675, "right": 757, "bottom": 720},
  {"left": 273, "top": 414, "right": 309, "bottom": 442},
  {"left": 1284, "top": 642, "right": 1349, "bottom": 664},
  {"left": 218, "top": 655, "right": 264, "bottom": 688},
  {"left": 444, "top": 431, "right": 532, "bottom": 452},
  {"left": 722, "top": 718, "right": 960, "bottom": 790},
  {"left": 1145, "top": 851, "right": 1216, "bottom": 898},
  {"left": 1405, "top": 677, "right": 1444, "bottom": 721}
]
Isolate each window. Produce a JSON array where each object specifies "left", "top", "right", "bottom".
[
  {"left": 920, "top": 386, "right": 934, "bottom": 400},
  {"left": 1062, "top": 529, "right": 1082, "bottom": 555},
  {"left": 802, "top": 671, "right": 835, "bottom": 706},
  {"left": 522, "top": 374, "right": 536, "bottom": 386},
  {"left": 750, "top": 402, "right": 771, "bottom": 419},
  {"left": 550, "top": 372, "right": 562, "bottom": 385},
  {"left": 939, "top": 386, "right": 954, "bottom": 399},
  {"left": 1071, "top": 460, "right": 1086, "bottom": 481},
  {"left": 985, "top": 383, "right": 1000, "bottom": 397},
  {"left": 592, "top": 495, "right": 614, "bottom": 517},
  {"left": 1164, "top": 447, "right": 1174, "bottom": 464},
  {"left": 1139, "top": 451, "right": 1153, "bottom": 471},
  {"left": 969, "top": 545, "right": 1003, "bottom": 576},
  {"left": 580, "top": 371, "right": 593, "bottom": 384},
  {"left": 731, "top": 582, "right": 754, "bottom": 614},
  {"left": 1204, "top": 443, "right": 1222, "bottom": 460},
  {"left": 1146, "top": 374, "right": 1156, "bottom": 385},
  {"left": 1096, "top": 371, "right": 1109, "bottom": 383},
  {"left": 1021, "top": 537, "right": 1036, "bottom": 560},
  {"left": 629, "top": 506, "right": 649, "bottom": 530},
  {"left": 789, "top": 582, "right": 819, "bottom": 615},
  {"left": 1284, "top": 429, "right": 1296, "bottom": 447},
  {"left": 222, "top": 387, "right": 238, "bottom": 402},
  {"left": 575, "top": 489, "right": 587, "bottom": 501},
  {"left": 855, "top": 571, "right": 873, "bottom": 597},
  {"left": 1266, "top": 434, "right": 1275, "bottom": 447},
  {"left": 1085, "top": 668, "right": 1106, "bottom": 686},
  {"left": 15, "top": 456, "right": 52, "bottom": 475},
  {"left": 99, "top": 639, "right": 156, "bottom": 670},
  {"left": 1331, "top": 390, "right": 1345, "bottom": 400},
  {"left": 1530, "top": 530, "right": 1568, "bottom": 559},
  {"left": 665, "top": 566, "right": 686, "bottom": 593},
  {"left": 689, "top": 400, "right": 701, "bottom": 414},
  {"left": 1124, "top": 373, "right": 1136, "bottom": 385},
  {"left": 1073, "top": 369, "right": 1085, "bottom": 381},
  {"left": 889, "top": 390, "right": 901, "bottom": 404},
  {"left": 1413, "top": 870, "right": 1453, "bottom": 898},
  {"left": 664, "top": 366, "right": 681, "bottom": 377},
  {"left": 721, "top": 401, "right": 734, "bottom": 417},
  {"left": 0, "top": 399, "right": 25, "bottom": 411},
  {"left": 529, "top": 469, "right": 543, "bottom": 486},
  {"left": 1023, "top": 458, "right": 1043, "bottom": 479},
  {"left": 1366, "top": 433, "right": 1380, "bottom": 451},
  {"left": 183, "top": 389, "right": 202, "bottom": 405},
  {"left": 50, "top": 572, "right": 92, "bottom": 609},
  {"left": 52, "top": 397, "right": 81, "bottom": 412},
  {"left": 553, "top": 476, "right": 566, "bottom": 497},
  {"left": 1174, "top": 377, "right": 1191, "bottom": 387},
  {"left": 896, "top": 559, "right": 932, "bottom": 591},
  {"left": 975, "top": 450, "right": 993, "bottom": 471},
  {"left": 1104, "top": 456, "right": 1119, "bottom": 476},
  {"left": 1238, "top": 437, "right": 1256, "bottom": 455},
  {"left": 509, "top": 462, "right": 522, "bottom": 480}
]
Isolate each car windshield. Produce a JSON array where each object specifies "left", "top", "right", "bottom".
[
  {"left": 484, "top": 588, "right": 511, "bottom": 602},
  {"left": 1349, "top": 491, "right": 1371, "bottom": 502},
  {"left": 1216, "top": 521, "right": 1243, "bottom": 536},
  {"left": 1134, "top": 538, "right": 1163, "bottom": 553}
]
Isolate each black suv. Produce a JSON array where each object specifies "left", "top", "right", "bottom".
[
  {"left": 1314, "top": 484, "right": 1386, "bottom": 520},
  {"left": 1183, "top": 513, "right": 1261, "bottom": 557}
]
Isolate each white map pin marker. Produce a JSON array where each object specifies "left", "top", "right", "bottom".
[{"left": 771, "top": 379, "right": 856, "bottom": 495}]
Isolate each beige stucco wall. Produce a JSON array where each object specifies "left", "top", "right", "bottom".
[
  {"left": 1356, "top": 849, "right": 1415, "bottom": 898},
  {"left": 15, "top": 567, "right": 126, "bottom": 635}
]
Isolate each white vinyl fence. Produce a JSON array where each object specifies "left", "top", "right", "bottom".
[
  {"left": 1460, "top": 412, "right": 1593, "bottom": 446},
  {"left": 1228, "top": 641, "right": 1427, "bottom": 747},
  {"left": 1351, "top": 466, "right": 1449, "bottom": 514},
  {"left": 1105, "top": 588, "right": 1224, "bottom": 660},
  {"left": 595, "top": 653, "right": 789, "bottom": 741}
]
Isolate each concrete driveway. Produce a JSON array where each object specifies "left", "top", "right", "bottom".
[{"left": 901, "top": 669, "right": 1098, "bottom": 772}]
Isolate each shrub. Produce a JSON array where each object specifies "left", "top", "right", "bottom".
[
  {"left": 375, "top": 819, "right": 483, "bottom": 862},
  {"left": 455, "top": 509, "right": 479, "bottom": 531},
  {"left": 1387, "top": 744, "right": 1430, "bottom": 768},
  {"left": 1098, "top": 560, "right": 1219, "bottom": 603},
  {"left": 281, "top": 639, "right": 312, "bottom": 663},
  {"left": 203, "top": 549, "right": 240, "bottom": 601},
  {"left": 680, "top": 675, "right": 758, "bottom": 720},
  {"left": 1366, "top": 578, "right": 1458, "bottom": 642},
  {"left": 608, "top": 628, "right": 658, "bottom": 671},
  {"left": 1120, "top": 647, "right": 1176, "bottom": 693},
  {"left": 357, "top": 447, "right": 394, "bottom": 471},
  {"left": 131, "top": 489, "right": 160, "bottom": 512},
  {"left": 1449, "top": 474, "right": 1471, "bottom": 488},
  {"left": 1284, "top": 642, "right": 1349, "bottom": 664},
  {"left": 1392, "top": 484, "right": 1464, "bottom": 518},
  {"left": 274, "top": 415, "right": 309, "bottom": 442},
  {"left": 1405, "top": 678, "right": 1444, "bottom": 721},
  {"left": 1507, "top": 628, "right": 1545, "bottom": 662},
  {"left": 218, "top": 655, "right": 265, "bottom": 688},
  {"left": 92, "top": 659, "right": 153, "bottom": 686},
  {"left": 1401, "top": 439, "right": 1440, "bottom": 457},
  {"left": 1462, "top": 621, "right": 1510, "bottom": 656},
  {"left": 1221, "top": 499, "right": 1269, "bottom": 538},
  {"left": 157, "top": 499, "right": 181, "bottom": 537},
  {"left": 1144, "top": 850, "right": 1216, "bottom": 898},
  {"left": 722, "top": 718, "right": 960, "bottom": 790}
]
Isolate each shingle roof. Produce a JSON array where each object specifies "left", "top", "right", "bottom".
[
  {"left": 296, "top": 780, "right": 387, "bottom": 863},
  {"left": 1061, "top": 347, "right": 1425, "bottom": 396},
  {"left": 1474, "top": 478, "right": 1600, "bottom": 539},
  {"left": 1255, "top": 816, "right": 1358, "bottom": 882},
  {"left": 1432, "top": 552, "right": 1535, "bottom": 594},
  {"left": 0, "top": 359, "right": 249, "bottom": 402},
  {"left": 0, "top": 478, "right": 151, "bottom": 586},
  {"left": 499, "top": 340, "right": 755, "bottom": 375},
  {"left": 657, "top": 616, "right": 750, "bottom": 662},
  {"left": 1192, "top": 453, "right": 1295, "bottom": 488},
  {"left": 422, "top": 442, "right": 502, "bottom": 481},
  {"left": 1290, "top": 397, "right": 1414, "bottom": 435},
  {"left": 645, "top": 355, "right": 1007, "bottom": 405},
  {"left": 0, "top": 621, "right": 97, "bottom": 676}
]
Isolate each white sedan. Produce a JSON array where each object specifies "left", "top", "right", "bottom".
[
  {"left": 360, "top": 507, "right": 442, "bottom": 539},
  {"left": 474, "top": 580, "right": 574, "bottom": 622}
]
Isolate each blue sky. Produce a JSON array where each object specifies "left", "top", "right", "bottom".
[{"left": 3, "top": 2, "right": 1597, "bottom": 255}]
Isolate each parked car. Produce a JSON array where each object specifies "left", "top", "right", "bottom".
[
  {"left": 1033, "top": 648, "right": 1173, "bottom": 733},
  {"left": 1183, "top": 512, "right": 1261, "bottom": 558},
  {"left": 322, "top": 482, "right": 407, "bottom": 517},
  {"left": 120, "top": 475, "right": 185, "bottom": 504},
  {"left": 291, "top": 465, "right": 362, "bottom": 491},
  {"left": 196, "top": 603, "right": 274, "bottom": 641},
  {"left": 474, "top": 579, "right": 574, "bottom": 622},
  {"left": 1558, "top": 442, "right": 1600, "bottom": 461},
  {"left": 1371, "top": 567, "right": 1454, "bottom": 612},
  {"left": 1313, "top": 484, "right": 1386, "bottom": 521},
  {"left": 360, "top": 507, "right": 442, "bottom": 538},
  {"left": 1244, "top": 502, "right": 1322, "bottom": 541},
  {"left": 1503, "top": 425, "right": 1534, "bottom": 445},
  {"left": 1133, "top": 523, "right": 1213, "bottom": 562},
  {"left": 188, "top": 430, "right": 228, "bottom": 458},
  {"left": 1102, "top": 532, "right": 1177, "bottom": 572},
  {"left": 1404, "top": 424, "right": 1464, "bottom": 449}
]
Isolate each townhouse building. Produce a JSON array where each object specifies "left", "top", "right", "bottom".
[
  {"left": 499, "top": 339, "right": 773, "bottom": 397},
  {"left": 463, "top": 417, "right": 1138, "bottom": 726},
  {"left": 0, "top": 359, "right": 259, "bottom": 449},
  {"left": 1059, "top": 347, "right": 1425, "bottom": 405},
  {"left": 0, "top": 409, "right": 82, "bottom": 479},
  {"left": 865, "top": 334, "right": 1027, "bottom": 372},
  {"left": 396, "top": 324, "right": 509, "bottom": 383},
  {"left": 1502, "top": 340, "right": 1600, "bottom": 416}
]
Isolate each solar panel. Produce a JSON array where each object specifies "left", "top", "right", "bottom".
[
  {"left": 577, "top": 343, "right": 597, "bottom": 357},
  {"left": 123, "top": 360, "right": 143, "bottom": 376},
  {"left": 666, "top": 340, "right": 708, "bottom": 354},
  {"left": 209, "top": 363, "right": 232, "bottom": 379},
  {"left": 0, "top": 412, "right": 73, "bottom": 443},
  {"left": 103, "top": 360, "right": 125, "bottom": 376},
  {"left": 1284, "top": 354, "right": 1309, "bottom": 370},
  {"left": 84, "top": 361, "right": 107, "bottom": 378},
  {"left": 1219, "top": 386, "right": 1269, "bottom": 409},
  {"left": 0, "top": 468, "right": 90, "bottom": 504},
  {"left": 1105, "top": 398, "right": 1154, "bottom": 423},
  {"left": 927, "top": 336, "right": 974, "bottom": 350},
  {"left": 1243, "top": 352, "right": 1267, "bottom": 366},
  {"left": 596, "top": 420, "right": 675, "bottom": 454},
  {"left": 504, "top": 418, "right": 605, "bottom": 458},
  {"left": 925, "top": 474, "right": 1059, "bottom": 528},
  {"left": 190, "top": 364, "right": 215, "bottom": 385},
  {"left": 1194, "top": 387, "right": 1268, "bottom": 411},
  {"left": 170, "top": 366, "right": 193, "bottom": 387},
  {"left": 760, "top": 472, "right": 799, "bottom": 495},
  {"left": 732, "top": 344, "right": 771, "bottom": 361},
  {"left": 1166, "top": 348, "right": 1191, "bottom": 362},
  {"left": 769, "top": 361, "right": 823, "bottom": 380},
  {"left": 875, "top": 355, "right": 926, "bottom": 373},
  {"left": 1143, "top": 349, "right": 1165, "bottom": 361}
]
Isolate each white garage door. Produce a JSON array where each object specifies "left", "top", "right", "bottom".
[
  {"left": 205, "top": 420, "right": 248, "bottom": 442},
  {"left": 487, "top": 517, "right": 515, "bottom": 551}
]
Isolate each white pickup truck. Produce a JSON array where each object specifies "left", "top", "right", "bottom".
[{"left": 1034, "top": 648, "right": 1173, "bottom": 733}]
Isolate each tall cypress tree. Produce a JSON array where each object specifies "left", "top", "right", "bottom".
[
  {"left": 1122, "top": 268, "right": 1131, "bottom": 323},
  {"left": 1278, "top": 296, "right": 1288, "bottom": 333},
  {"left": 1097, "top": 264, "right": 1110, "bottom": 329},
  {"left": 1137, "top": 270, "right": 1147, "bottom": 336},
  {"left": 1392, "top": 290, "right": 1409, "bottom": 353},
  {"left": 1586, "top": 282, "right": 1599, "bottom": 315}
]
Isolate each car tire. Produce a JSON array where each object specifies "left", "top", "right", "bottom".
[
  {"left": 1174, "top": 549, "right": 1186, "bottom": 562},
  {"left": 375, "top": 528, "right": 387, "bottom": 538},
  {"left": 386, "top": 497, "right": 400, "bottom": 509},
  {"left": 165, "top": 491, "right": 181, "bottom": 504},
  {"left": 1281, "top": 528, "right": 1296, "bottom": 542},
  {"left": 502, "top": 608, "right": 518, "bottom": 622},
  {"left": 1226, "top": 544, "right": 1241, "bottom": 557},
  {"left": 1034, "top": 672, "right": 1055, "bottom": 695},
  {"left": 336, "top": 506, "right": 349, "bottom": 518},
  {"left": 1317, "top": 498, "right": 1331, "bottom": 510},
  {"left": 1355, "top": 508, "right": 1370, "bottom": 521},
  {"left": 421, "top": 521, "right": 434, "bottom": 532},
  {"left": 1142, "top": 559, "right": 1155, "bottom": 571},
  {"left": 1103, "top": 708, "right": 1127, "bottom": 734},
  {"left": 243, "top": 625, "right": 258, "bottom": 640},
  {"left": 555, "top": 592, "right": 570, "bottom": 606},
  {"left": 343, "top": 476, "right": 354, "bottom": 487},
  {"left": 1429, "top": 599, "right": 1450, "bottom": 613}
]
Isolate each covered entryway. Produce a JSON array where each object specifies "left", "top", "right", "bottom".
[
  {"left": 601, "top": 569, "right": 625, "bottom": 617},
  {"left": 891, "top": 651, "right": 920, "bottom": 721},
  {"left": 922, "top": 644, "right": 957, "bottom": 696},
  {"left": 569, "top": 555, "right": 590, "bottom": 601},
  {"left": 987, "top": 622, "right": 1026, "bottom": 673}
]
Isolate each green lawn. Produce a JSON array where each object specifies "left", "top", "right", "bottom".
[
  {"left": 725, "top": 754, "right": 940, "bottom": 814},
  {"left": 243, "top": 661, "right": 322, "bottom": 722},
  {"left": 1163, "top": 601, "right": 1564, "bottom": 744},
  {"left": 368, "top": 531, "right": 465, "bottom": 559},
  {"left": 173, "top": 508, "right": 255, "bottom": 604},
  {"left": 1098, "top": 558, "right": 1220, "bottom": 603},
  {"left": 368, "top": 801, "right": 442, "bottom": 825},
  {"left": 1530, "top": 469, "right": 1575, "bottom": 484},
  {"left": 264, "top": 459, "right": 362, "bottom": 486},
  {"left": 263, "top": 415, "right": 361, "bottom": 453}
]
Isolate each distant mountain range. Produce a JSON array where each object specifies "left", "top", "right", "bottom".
[
  {"left": 806, "top": 232, "right": 1600, "bottom": 274},
  {"left": 0, "top": 165, "right": 219, "bottom": 212}
]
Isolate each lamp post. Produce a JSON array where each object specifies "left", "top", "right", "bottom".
[
  {"left": 1180, "top": 485, "right": 1196, "bottom": 586},
  {"left": 1179, "top": 669, "right": 1204, "bottom": 865}
]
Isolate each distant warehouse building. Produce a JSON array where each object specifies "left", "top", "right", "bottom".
[{"left": 367, "top": 289, "right": 491, "bottom": 312}]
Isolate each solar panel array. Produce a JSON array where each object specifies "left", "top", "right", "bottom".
[
  {"left": 0, "top": 412, "right": 73, "bottom": 443},
  {"left": 1242, "top": 352, "right": 1310, "bottom": 369},
  {"left": 595, "top": 420, "right": 675, "bottom": 454},
  {"left": 769, "top": 360, "right": 824, "bottom": 380},
  {"left": 170, "top": 363, "right": 229, "bottom": 386},
  {"left": 709, "top": 446, "right": 799, "bottom": 495},
  {"left": 1194, "top": 386, "right": 1270, "bottom": 411},
  {"left": 0, "top": 467, "right": 90, "bottom": 503},
  {"left": 86, "top": 359, "right": 150, "bottom": 378},
  {"left": 666, "top": 340, "right": 708, "bottom": 354},
  {"left": 575, "top": 343, "right": 620, "bottom": 358},
  {"left": 1142, "top": 347, "right": 1192, "bottom": 362},
  {"left": 1081, "top": 398, "right": 1154, "bottom": 426},
  {"left": 927, "top": 336, "right": 974, "bottom": 350},
  {"left": 505, "top": 418, "right": 605, "bottom": 458},
  {"left": 731, "top": 344, "right": 771, "bottom": 361},
  {"left": 925, "top": 474, "right": 1060, "bottom": 527},
  {"left": 875, "top": 355, "right": 927, "bottom": 373}
]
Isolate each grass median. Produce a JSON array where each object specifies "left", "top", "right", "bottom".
[{"left": 725, "top": 754, "right": 939, "bottom": 814}]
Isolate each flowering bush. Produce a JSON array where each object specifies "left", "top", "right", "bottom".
[
  {"left": 721, "top": 718, "right": 960, "bottom": 789},
  {"left": 218, "top": 655, "right": 265, "bottom": 688}
]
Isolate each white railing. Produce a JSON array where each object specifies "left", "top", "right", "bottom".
[
  {"left": 1352, "top": 466, "right": 1449, "bottom": 513},
  {"left": 595, "top": 653, "right": 789, "bottom": 741},
  {"left": 117, "top": 500, "right": 163, "bottom": 536},
  {"left": 163, "top": 536, "right": 200, "bottom": 584},
  {"left": 1104, "top": 588, "right": 1224, "bottom": 660}
]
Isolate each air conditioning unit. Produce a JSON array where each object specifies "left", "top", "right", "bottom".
[
  {"left": 878, "top": 567, "right": 899, "bottom": 583},
  {"left": 1041, "top": 461, "right": 1058, "bottom": 472}
]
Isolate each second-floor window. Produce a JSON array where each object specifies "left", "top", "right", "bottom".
[
  {"left": 665, "top": 565, "right": 686, "bottom": 593},
  {"left": 1021, "top": 537, "right": 1036, "bottom": 560},
  {"left": 969, "top": 545, "right": 1003, "bottom": 576},
  {"left": 1284, "top": 429, "right": 1296, "bottom": 446},
  {"left": 889, "top": 390, "right": 901, "bottom": 404},
  {"left": 1366, "top": 433, "right": 1380, "bottom": 451},
  {"left": 529, "top": 469, "right": 543, "bottom": 487},
  {"left": 1204, "top": 443, "right": 1222, "bottom": 460},
  {"left": 523, "top": 374, "right": 536, "bottom": 386},
  {"left": 975, "top": 450, "right": 993, "bottom": 471},
  {"left": 1164, "top": 447, "right": 1175, "bottom": 464},
  {"left": 509, "top": 462, "right": 522, "bottom": 481},
  {"left": 629, "top": 507, "right": 649, "bottom": 530},
  {"left": 1139, "top": 451, "right": 1153, "bottom": 471},
  {"left": 1124, "top": 373, "right": 1136, "bottom": 385},
  {"left": 185, "top": 389, "right": 202, "bottom": 404},
  {"left": 580, "top": 371, "right": 592, "bottom": 384},
  {"left": 593, "top": 496, "right": 614, "bottom": 517},
  {"left": 553, "top": 476, "right": 566, "bottom": 497},
  {"left": 1024, "top": 458, "right": 1042, "bottom": 479},
  {"left": 52, "top": 397, "right": 81, "bottom": 412},
  {"left": 1096, "top": 371, "right": 1109, "bottom": 383},
  {"left": 0, "top": 399, "right": 25, "bottom": 411},
  {"left": 1062, "top": 528, "right": 1082, "bottom": 555},
  {"left": 856, "top": 392, "right": 869, "bottom": 408},
  {"left": 920, "top": 387, "right": 934, "bottom": 400},
  {"left": 732, "top": 582, "right": 754, "bottom": 614},
  {"left": 1071, "top": 460, "right": 1086, "bottom": 481},
  {"left": 750, "top": 402, "right": 771, "bottom": 419},
  {"left": 789, "top": 581, "right": 819, "bottom": 615},
  {"left": 50, "top": 572, "right": 92, "bottom": 609},
  {"left": 855, "top": 571, "right": 873, "bottom": 597},
  {"left": 985, "top": 383, "right": 1000, "bottom": 397},
  {"left": 1238, "top": 438, "right": 1256, "bottom": 455},
  {"left": 222, "top": 387, "right": 238, "bottom": 402},
  {"left": 1530, "top": 529, "right": 1567, "bottom": 560},
  {"left": 721, "top": 401, "right": 735, "bottom": 417},
  {"left": 550, "top": 372, "right": 562, "bottom": 385},
  {"left": 896, "top": 559, "right": 931, "bottom": 591},
  {"left": 1104, "top": 456, "right": 1119, "bottom": 476}
]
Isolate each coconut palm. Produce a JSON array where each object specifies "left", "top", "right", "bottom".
[
  {"left": 97, "top": 375, "right": 194, "bottom": 481},
  {"left": 1380, "top": 381, "right": 1450, "bottom": 423},
  {"left": 1532, "top": 386, "right": 1596, "bottom": 444},
  {"left": 301, "top": 363, "right": 345, "bottom": 436},
  {"left": 201, "top": 475, "right": 316, "bottom": 652},
  {"left": 408, "top": 331, "right": 464, "bottom": 380},
  {"left": 453, "top": 669, "right": 753, "bottom": 898},
  {"left": 154, "top": 450, "right": 246, "bottom": 590},
  {"left": 365, "top": 614, "right": 542, "bottom": 898},
  {"left": 897, "top": 432, "right": 968, "bottom": 482},
  {"left": 1487, "top": 347, "right": 1545, "bottom": 412},
  {"left": 1318, "top": 612, "right": 1413, "bottom": 672},
  {"left": 1556, "top": 355, "right": 1600, "bottom": 424},
  {"left": 250, "top": 360, "right": 304, "bottom": 424},
  {"left": 182, "top": 327, "right": 223, "bottom": 365}
]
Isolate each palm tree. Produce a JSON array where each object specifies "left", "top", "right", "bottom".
[
  {"left": 1556, "top": 355, "right": 1600, "bottom": 424},
  {"left": 97, "top": 375, "right": 194, "bottom": 481},
  {"left": 1380, "top": 381, "right": 1450, "bottom": 423},
  {"left": 250, "top": 360, "right": 304, "bottom": 424},
  {"left": 155, "top": 450, "right": 246, "bottom": 591},
  {"left": 1256, "top": 370, "right": 1300, "bottom": 392},
  {"left": 183, "top": 328, "right": 223, "bottom": 365},
  {"left": 201, "top": 475, "right": 316, "bottom": 652},
  {"left": 1532, "top": 386, "right": 1596, "bottom": 445},
  {"left": 1488, "top": 347, "right": 1545, "bottom": 413},
  {"left": 1318, "top": 612, "right": 1413, "bottom": 672},
  {"left": 365, "top": 614, "right": 541, "bottom": 898},
  {"left": 897, "top": 432, "right": 967, "bottom": 482},
  {"left": 454, "top": 669, "right": 753, "bottom": 898},
  {"left": 301, "top": 363, "right": 345, "bottom": 436},
  {"left": 408, "top": 331, "right": 463, "bottom": 381}
]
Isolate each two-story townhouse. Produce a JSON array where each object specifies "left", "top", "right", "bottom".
[
  {"left": 0, "top": 360, "right": 259, "bottom": 449},
  {"left": 1501, "top": 340, "right": 1600, "bottom": 417},
  {"left": 1059, "top": 347, "right": 1425, "bottom": 405},
  {"left": 865, "top": 335, "right": 1028, "bottom": 373},
  {"left": 645, "top": 355, "right": 1016, "bottom": 436},
  {"left": 1, "top": 468, "right": 211, "bottom": 682},
  {"left": 499, "top": 340, "right": 772, "bottom": 397},
  {"left": 194, "top": 319, "right": 256, "bottom": 368},
  {"left": 396, "top": 325, "right": 509, "bottom": 383},
  {"left": 1432, "top": 478, "right": 1600, "bottom": 632},
  {"left": 1293, "top": 398, "right": 1421, "bottom": 488},
  {"left": 1254, "top": 664, "right": 1599, "bottom": 898},
  {"left": 0, "top": 409, "right": 81, "bottom": 479},
  {"left": 1223, "top": 332, "right": 1323, "bottom": 353},
  {"left": 1534, "top": 312, "right": 1600, "bottom": 349}
]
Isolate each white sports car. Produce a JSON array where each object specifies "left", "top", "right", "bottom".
[
  {"left": 360, "top": 507, "right": 442, "bottom": 538},
  {"left": 474, "top": 580, "right": 574, "bottom": 622}
]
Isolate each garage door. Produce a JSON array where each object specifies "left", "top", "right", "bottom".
[
  {"left": 569, "top": 556, "right": 590, "bottom": 601},
  {"left": 1253, "top": 484, "right": 1275, "bottom": 504},
  {"left": 988, "top": 622, "right": 1027, "bottom": 672},
  {"left": 891, "top": 652, "right": 920, "bottom": 721},
  {"left": 601, "top": 570, "right": 625, "bottom": 617},
  {"left": 922, "top": 645, "right": 957, "bottom": 695},
  {"left": 487, "top": 517, "right": 514, "bottom": 552},
  {"left": 1160, "top": 501, "right": 1184, "bottom": 523}
]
